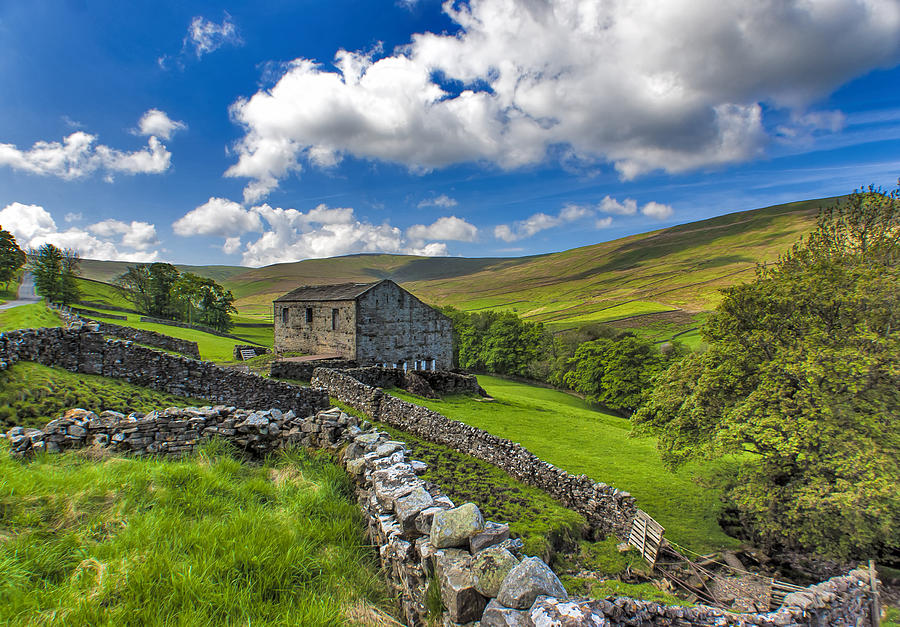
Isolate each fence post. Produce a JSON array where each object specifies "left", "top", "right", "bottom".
[{"left": 869, "top": 560, "right": 880, "bottom": 627}]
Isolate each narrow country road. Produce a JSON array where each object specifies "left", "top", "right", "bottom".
[{"left": 0, "top": 272, "right": 41, "bottom": 310}]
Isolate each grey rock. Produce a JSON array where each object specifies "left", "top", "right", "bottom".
[
  {"left": 497, "top": 557, "right": 567, "bottom": 610},
  {"left": 481, "top": 599, "right": 534, "bottom": 627},
  {"left": 67, "top": 424, "right": 86, "bottom": 437},
  {"left": 529, "top": 596, "right": 610, "bottom": 626},
  {"left": 472, "top": 546, "right": 520, "bottom": 598},
  {"left": 431, "top": 502, "right": 485, "bottom": 548},
  {"left": 470, "top": 521, "right": 510, "bottom": 553},
  {"left": 395, "top": 486, "right": 434, "bottom": 533},
  {"left": 440, "top": 558, "right": 487, "bottom": 623}
]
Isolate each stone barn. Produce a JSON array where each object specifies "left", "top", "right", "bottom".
[{"left": 273, "top": 279, "right": 453, "bottom": 370}]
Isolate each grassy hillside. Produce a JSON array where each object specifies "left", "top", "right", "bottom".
[
  {"left": 220, "top": 197, "right": 828, "bottom": 329},
  {"left": 390, "top": 375, "right": 740, "bottom": 553},
  {"left": 0, "top": 442, "right": 390, "bottom": 625},
  {"left": 76, "top": 259, "right": 246, "bottom": 285},
  {"left": 72, "top": 198, "right": 828, "bottom": 333}
]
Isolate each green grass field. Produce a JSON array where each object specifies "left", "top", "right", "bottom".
[
  {"left": 390, "top": 376, "right": 739, "bottom": 553},
  {"left": 0, "top": 362, "right": 204, "bottom": 431},
  {"left": 0, "top": 441, "right": 390, "bottom": 625},
  {"left": 0, "top": 303, "right": 63, "bottom": 332}
]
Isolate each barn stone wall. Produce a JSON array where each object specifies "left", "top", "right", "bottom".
[
  {"left": 355, "top": 281, "right": 453, "bottom": 369},
  {"left": 274, "top": 299, "right": 357, "bottom": 357}
]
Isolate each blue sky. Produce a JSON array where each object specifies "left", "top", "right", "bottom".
[{"left": 1, "top": 0, "right": 899, "bottom": 267}]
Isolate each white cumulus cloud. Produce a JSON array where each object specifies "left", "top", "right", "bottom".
[
  {"left": 640, "top": 201, "right": 674, "bottom": 220},
  {"left": 494, "top": 203, "right": 591, "bottom": 242},
  {"left": 407, "top": 216, "right": 477, "bottom": 243},
  {"left": 0, "top": 123, "right": 172, "bottom": 180},
  {"left": 173, "top": 200, "right": 462, "bottom": 265},
  {"left": 172, "top": 197, "right": 263, "bottom": 237},
  {"left": 417, "top": 194, "right": 458, "bottom": 208},
  {"left": 186, "top": 14, "right": 242, "bottom": 57},
  {"left": 136, "top": 109, "right": 187, "bottom": 140},
  {"left": 0, "top": 202, "right": 159, "bottom": 261},
  {"left": 599, "top": 196, "right": 638, "bottom": 216},
  {"left": 225, "top": 0, "right": 900, "bottom": 201}
]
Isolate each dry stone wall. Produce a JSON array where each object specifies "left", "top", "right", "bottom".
[
  {"left": 88, "top": 319, "right": 202, "bottom": 359},
  {"left": 311, "top": 367, "right": 637, "bottom": 539},
  {"left": 0, "top": 325, "right": 327, "bottom": 416},
  {"left": 270, "top": 358, "right": 359, "bottom": 381},
  {"left": 3, "top": 404, "right": 880, "bottom": 627},
  {"left": 52, "top": 305, "right": 201, "bottom": 359}
]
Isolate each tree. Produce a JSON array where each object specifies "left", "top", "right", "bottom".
[
  {"left": 116, "top": 264, "right": 153, "bottom": 313},
  {"left": 564, "top": 334, "right": 681, "bottom": 412},
  {"left": 116, "top": 264, "right": 236, "bottom": 331},
  {"left": 0, "top": 228, "right": 25, "bottom": 290},
  {"left": 196, "top": 281, "right": 237, "bottom": 332},
  {"left": 147, "top": 263, "right": 180, "bottom": 318},
  {"left": 59, "top": 248, "right": 81, "bottom": 305},
  {"left": 28, "top": 243, "right": 80, "bottom": 305},
  {"left": 633, "top": 184, "right": 900, "bottom": 559}
]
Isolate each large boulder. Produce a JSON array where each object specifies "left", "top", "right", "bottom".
[
  {"left": 430, "top": 502, "right": 485, "bottom": 548},
  {"left": 496, "top": 557, "right": 568, "bottom": 610},
  {"left": 472, "top": 546, "right": 520, "bottom": 598}
]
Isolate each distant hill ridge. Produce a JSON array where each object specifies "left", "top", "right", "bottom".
[{"left": 76, "top": 196, "right": 833, "bottom": 328}]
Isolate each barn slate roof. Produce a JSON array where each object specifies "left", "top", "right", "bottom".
[{"left": 273, "top": 281, "right": 384, "bottom": 302}]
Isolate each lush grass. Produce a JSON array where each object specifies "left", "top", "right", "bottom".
[
  {"left": 389, "top": 377, "right": 739, "bottom": 553},
  {"left": 0, "top": 362, "right": 204, "bottom": 431},
  {"left": 374, "top": 419, "right": 585, "bottom": 560},
  {"left": 74, "top": 278, "right": 133, "bottom": 310},
  {"left": 0, "top": 303, "right": 62, "bottom": 332},
  {"left": 0, "top": 440, "right": 391, "bottom": 625}
]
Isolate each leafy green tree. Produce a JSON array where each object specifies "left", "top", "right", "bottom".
[
  {"left": 633, "top": 184, "right": 900, "bottom": 559},
  {"left": 481, "top": 313, "right": 544, "bottom": 377},
  {"left": 196, "top": 281, "right": 237, "bottom": 332},
  {"left": 116, "top": 264, "right": 236, "bottom": 331},
  {"left": 115, "top": 264, "right": 153, "bottom": 313},
  {"left": 147, "top": 263, "right": 180, "bottom": 318},
  {"left": 171, "top": 272, "right": 207, "bottom": 324},
  {"left": 59, "top": 248, "right": 81, "bottom": 305},
  {"left": 29, "top": 244, "right": 63, "bottom": 303},
  {"left": 0, "top": 228, "right": 25, "bottom": 289},
  {"left": 28, "top": 243, "right": 80, "bottom": 305},
  {"left": 564, "top": 334, "right": 681, "bottom": 412}
]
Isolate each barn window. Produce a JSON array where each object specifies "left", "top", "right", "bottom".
[
  {"left": 281, "top": 308, "right": 288, "bottom": 325},
  {"left": 331, "top": 308, "right": 339, "bottom": 331},
  {"left": 306, "top": 307, "right": 313, "bottom": 323}
]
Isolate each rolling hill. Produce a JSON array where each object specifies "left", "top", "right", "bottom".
[{"left": 76, "top": 196, "right": 832, "bottom": 333}]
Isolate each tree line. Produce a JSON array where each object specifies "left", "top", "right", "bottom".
[
  {"left": 441, "top": 307, "right": 684, "bottom": 414},
  {"left": 443, "top": 183, "right": 899, "bottom": 561},
  {"left": 116, "top": 263, "right": 237, "bottom": 332}
]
